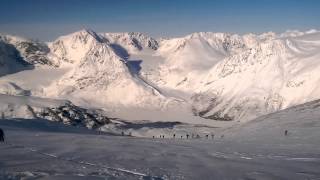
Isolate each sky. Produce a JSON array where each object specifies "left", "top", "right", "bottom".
[{"left": 0, "top": 0, "right": 319, "bottom": 41}]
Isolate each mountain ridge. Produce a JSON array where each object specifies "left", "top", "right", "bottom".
[{"left": 1, "top": 29, "right": 320, "bottom": 124}]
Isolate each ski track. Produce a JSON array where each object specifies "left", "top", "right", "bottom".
[
  {"left": 3, "top": 141, "right": 164, "bottom": 180},
  {"left": 209, "top": 150, "right": 320, "bottom": 162}
]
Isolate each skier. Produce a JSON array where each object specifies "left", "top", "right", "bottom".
[
  {"left": 162, "top": 135, "right": 165, "bottom": 139},
  {"left": 284, "top": 130, "right": 288, "bottom": 136},
  {"left": 152, "top": 136, "right": 155, "bottom": 139},
  {"left": 186, "top": 134, "right": 189, "bottom": 139},
  {"left": 121, "top": 131, "right": 124, "bottom": 136},
  {"left": 173, "top": 134, "right": 176, "bottom": 138},
  {"left": 205, "top": 134, "right": 209, "bottom": 139},
  {"left": 180, "top": 135, "right": 183, "bottom": 139},
  {"left": 0, "top": 128, "right": 4, "bottom": 142}
]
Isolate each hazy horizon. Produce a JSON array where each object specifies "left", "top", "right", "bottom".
[{"left": 0, "top": 0, "right": 320, "bottom": 41}]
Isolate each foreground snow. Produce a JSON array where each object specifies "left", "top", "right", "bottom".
[{"left": 1, "top": 98, "right": 320, "bottom": 179}]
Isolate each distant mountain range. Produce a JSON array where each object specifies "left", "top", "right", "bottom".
[{"left": 1, "top": 29, "right": 320, "bottom": 123}]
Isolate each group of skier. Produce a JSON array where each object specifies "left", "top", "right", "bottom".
[
  {"left": 152, "top": 133, "right": 217, "bottom": 140},
  {"left": 0, "top": 128, "right": 291, "bottom": 143},
  {"left": 151, "top": 130, "right": 290, "bottom": 140}
]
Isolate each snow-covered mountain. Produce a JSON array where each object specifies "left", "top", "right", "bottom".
[
  {"left": 45, "top": 29, "right": 178, "bottom": 109},
  {"left": 101, "top": 32, "right": 159, "bottom": 56},
  {"left": 131, "top": 30, "right": 320, "bottom": 122},
  {"left": 0, "top": 34, "right": 54, "bottom": 67},
  {"left": 191, "top": 31, "right": 320, "bottom": 121},
  {"left": 1, "top": 29, "right": 320, "bottom": 125}
]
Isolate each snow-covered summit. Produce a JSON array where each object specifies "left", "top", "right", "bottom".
[
  {"left": 45, "top": 29, "right": 178, "bottom": 109},
  {"left": 157, "top": 32, "right": 247, "bottom": 70},
  {"left": 100, "top": 32, "right": 159, "bottom": 57},
  {"left": 48, "top": 29, "right": 108, "bottom": 65}
]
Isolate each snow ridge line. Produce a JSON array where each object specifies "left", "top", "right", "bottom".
[{"left": 4, "top": 142, "right": 164, "bottom": 180}]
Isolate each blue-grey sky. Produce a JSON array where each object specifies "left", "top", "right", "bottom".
[{"left": 0, "top": 0, "right": 319, "bottom": 41}]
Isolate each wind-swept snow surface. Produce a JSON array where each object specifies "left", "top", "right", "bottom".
[
  {"left": 1, "top": 98, "right": 320, "bottom": 179},
  {"left": 226, "top": 98, "right": 320, "bottom": 145}
]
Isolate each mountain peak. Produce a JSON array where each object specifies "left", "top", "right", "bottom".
[{"left": 101, "top": 32, "right": 159, "bottom": 52}]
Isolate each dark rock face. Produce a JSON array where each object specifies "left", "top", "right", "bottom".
[
  {"left": 147, "top": 39, "right": 159, "bottom": 50},
  {"left": 0, "top": 40, "right": 33, "bottom": 76},
  {"left": 37, "top": 102, "right": 110, "bottom": 129},
  {"left": 191, "top": 93, "right": 234, "bottom": 121},
  {"left": 15, "top": 41, "right": 55, "bottom": 66},
  {"left": 0, "top": 35, "right": 57, "bottom": 68},
  {"left": 202, "top": 112, "right": 233, "bottom": 121}
]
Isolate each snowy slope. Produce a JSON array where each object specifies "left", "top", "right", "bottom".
[
  {"left": 225, "top": 97, "right": 320, "bottom": 146},
  {"left": 0, "top": 81, "right": 31, "bottom": 96},
  {"left": 1, "top": 98, "right": 320, "bottom": 179}
]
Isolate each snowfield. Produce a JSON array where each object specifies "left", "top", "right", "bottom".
[
  {"left": 0, "top": 93, "right": 220, "bottom": 138},
  {"left": 1, "top": 98, "right": 320, "bottom": 179}
]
